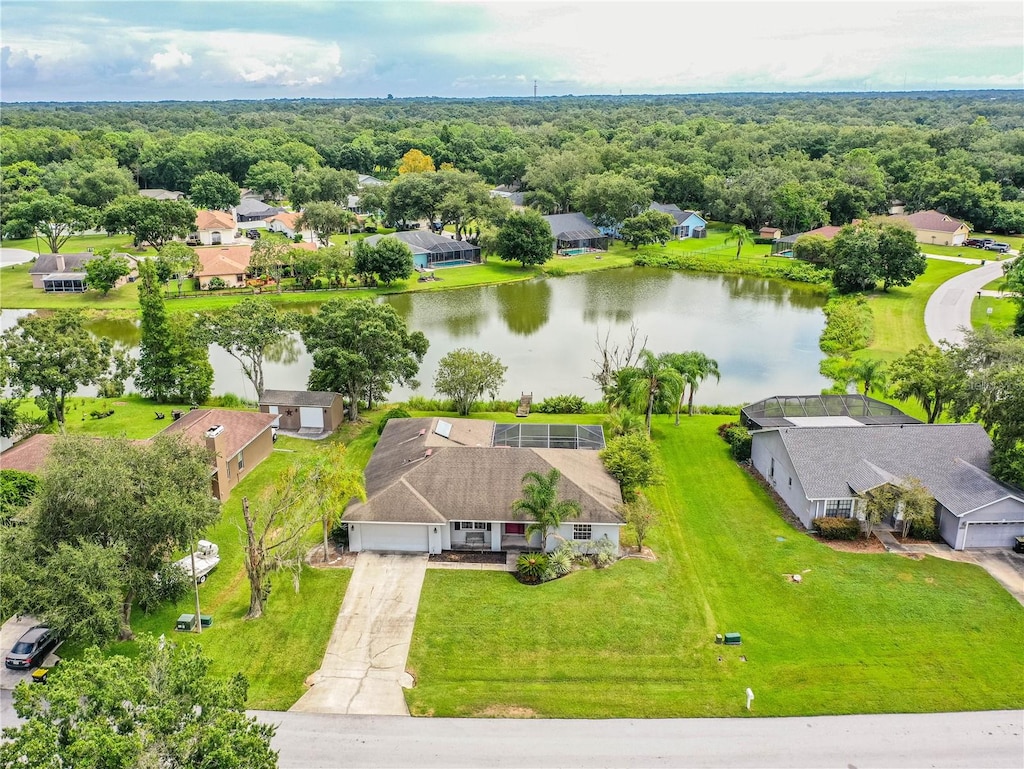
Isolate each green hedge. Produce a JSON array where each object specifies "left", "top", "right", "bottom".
[
  {"left": 813, "top": 517, "right": 862, "bottom": 540},
  {"left": 717, "top": 422, "right": 752, "bottom": 461},
  {"left": 819, "top": 295, "right": 873, "bottom": 355},
  {"left": 631, "top": 251, "right": 831, "bottom": 286}
]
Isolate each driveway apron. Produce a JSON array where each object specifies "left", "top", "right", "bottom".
[{"left": 290, "top": 552, "right": 428, "bottom": 715}]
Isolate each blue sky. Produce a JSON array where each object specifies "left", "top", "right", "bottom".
[{"left": 1, "top": 1, "right": 1021, "bottom": 102}]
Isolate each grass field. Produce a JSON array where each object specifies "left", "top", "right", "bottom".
[
  {"left": 405, "top": 414, "right": 1024, "bottom": 718},
  {"left": 971, "top": 296, "right": 1018, "bottom": 333},
  {"left": 1, "top": 232, "right": 157, "bottom": 257}
]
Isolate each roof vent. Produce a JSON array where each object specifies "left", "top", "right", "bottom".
[
  {"left": 205, "top": 425, "right": 224, "bottom": 438},
  {"left": 424, "top": 449, "right": 433, "bottom": 458}
]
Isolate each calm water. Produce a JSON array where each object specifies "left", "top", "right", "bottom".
[{"left": 4, "top": 268, "right": 830, "bottom": 406}]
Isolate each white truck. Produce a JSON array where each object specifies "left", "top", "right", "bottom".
[{"left": 172, "top": 540, "right": 220, "bottom": 584}]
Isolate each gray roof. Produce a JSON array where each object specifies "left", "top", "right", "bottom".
[
  {"left": 358, "top": 174, "right": 386, "bottom": 187},
  {"left": 344, "top": 417, "right": 624, "bottom": 526},
  {"left": 649, "top": 203, "right": 704, "bottom": 226},
  {"left": 771, "top": 423, "right": 1023, "bottom": 516},
  {"left": 259, "top": 389, "right": 340, "bottom": 408},
  {"left": 742, "top": 394, "right": 919, "bottom": 429},
  {"left": 234, "top": 198, "right": 284, "bottom": 217},
  {"left": 42, "top": 272, "right": 87, "bottom": 281},
  {"left": 542, "top": 213, "right": 602, "bottom": 240},
  {"left": 364, "top": 231, "right": 480, "bottom": 256},
  {"left": 29, "top": 252, "right": 135, "bottom": 275},
  {"left": 140, "top": 188, "right": 184, "bottom": 200}
]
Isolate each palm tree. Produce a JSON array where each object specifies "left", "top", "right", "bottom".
[
  {"left": 848, "top": 357, "right": 887, "bottom": 396},
  {"left": 724, "top": 225, "right": 754, "bottom": 260},
  {"left": 628, "top": 349, "right": 685, "bottom": 435},
  {"left": 604, "top": 407, "right": 645, "bottom": 438},
  {"left": 511, "top": 468, "right": 582, "bottom": 552},
  {"left": 667, "top": 351, "right": 721, "bottom": 422}
]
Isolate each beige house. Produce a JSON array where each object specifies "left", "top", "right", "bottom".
[
  {"left": 28, "top": 252, "right": 137, "bottom": 292},
  {"left": 189, "top": 210, "right": 238, "bottom": 246},
  {"left": 889, "top": 210, "right": 970, "bottom": 247},
  {"left": 159, "top": 409, "right": 277, "bottom": 501},
  {"left": 195, "top": 245, "right": 252, "bottom": 289}
]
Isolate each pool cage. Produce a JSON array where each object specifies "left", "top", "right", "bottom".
[
  {"left": 492, "top": 423, "right": 606, "bottom": 451},
  {"left": 424, "top": 239, "right": 482, "bottom": 267},
  {"left": 740, "top": 394, "right": 919, "bottom": 430}
]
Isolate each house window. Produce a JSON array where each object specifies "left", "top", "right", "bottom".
[
  {"left": 824, "top": 499, "right": 853, "bottom": 518},
  {"left": 454, "top": 522, "right": 491, "bottom": 531},
  {"left": 573, "top": 524, "right": 592, "bottom": 540},
  {"left": 788, "top": 477, "right": 792, "bottom": 487},
  {"left": 770, "top": 457, "right": 775, "bottom": 478},
  {"left": 237, "top": 451, "right": 245, "bottom": 473}
]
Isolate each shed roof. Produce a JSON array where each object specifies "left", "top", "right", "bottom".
[
  {"left": 259, "top": 389, "right": 340, "bottom": 408},
  {"left": 768, "top": 423, "right": 1022, "bottom": 516}
]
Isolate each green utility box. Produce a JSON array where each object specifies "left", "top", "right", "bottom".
[
  {"left": 200, "top": 615, "right": 213, "bottom": 628},
  {"left": 724, "top": 632, "right": 742, "bottom": 645},
  {"left": 175, "top": 614, "right": 197, "bottom": 632}
]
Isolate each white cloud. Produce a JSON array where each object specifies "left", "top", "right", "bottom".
[{"left": 150, "top": 45, "right": 192, "bottom": 73}]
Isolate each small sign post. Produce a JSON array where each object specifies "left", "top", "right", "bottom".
[{"left": 745, "top": 687, "right": 755, "bottom": 711}]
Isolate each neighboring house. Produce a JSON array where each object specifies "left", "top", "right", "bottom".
[
  {"left": 542, "top": 213, "right": 608, "bottom": 253},
  {"left": 239, "top": 188, "right": 264, "bottom": 200},
  {"left": 158, "top": 409, "right": 277, "bottom": 501},
  {"left": 490, "top": 185, "right": 525, "bottom": 207},
  {"left": 649, "top": 203, "right": 707, "bottom": 239},
  {"left": 772, "top": 225, "right": 845, "bottom": 255},
  {"left": 259, "top": 389, "right": 344, "bottom": 434},
  {"left": 888, "top": 200, "right": 906, "bottom": 215},
  {"left": 234, "top": 198, "right": 285, "bottom": 225},
  {"left": 194, "top": 245, "right": 252, "bottom": 288},
  {"left": 748, "top": 409, "right": 1024, "bottom": 550},
  {"left": 759, "top": 226, "right": 782, "bottom": 240},
  {"left": 266, "top": 212, "right": 315, "bottom": 243},
  {"left": 140, "top": 188, "right": 185, "bottom": 201},
  {"left": 889, "top": 210, "right": 970, "bottom": 248},
  {"left": 190, "top": 210, "right": 238, "bottom": 246},
  {"left": 363, "top": 230, "right": 481, "bottom": 269},
  {"left": 345, "top": 417, "right": 624, "bottom": 555},
  {"left": 741, "top": 394, "right": 921, "bottom": 431},
  {"left": 357, "top": 174, "right": 386, "bottom": 187},
  {"left": 28, "top": 252, "right": 138, "bottom": 292},
  {"left": 0, "top": 433, "right": 58, "bottom": 473}
]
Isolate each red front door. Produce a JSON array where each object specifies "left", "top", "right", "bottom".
[{"left": 505, "top": 523, "right": 525, "bottom": 535}]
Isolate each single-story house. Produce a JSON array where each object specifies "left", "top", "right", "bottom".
[
  {"left": 140, "top": 188, "right": 185, "bottom": 201},
  {"left": 266, "top": 212, "right": 315, "bottom": 242},
  {"left": 759, "top": 226, "right": 782, "bottom": 240},
  {"left": 233, "top": 198, "right": 285, "bottom": 225},
  {"left": 542, "top": 213, "right": 609, "bottom": 253},
  {"left": 189, "top": 210, "right": 238, "bottom": 247},
  {"left": 649, "top": 203, "right": 707, "bottom": 239},
  {"left": 194, "top": 245, "right": 252, "bottom": 288},
  {"left": 888, "top": 210, "right": 970, "bottom": 248},
  {"left": 750, "top": 420, "right": 1024, "bottom": 550},
  {"left": 490, "top": 185, "right": 525, "bottom": 207},
  {"left": 363, "top": 230, "right": 481, "bottom": 269},
  {"left": 345, "top": 417, "right": 624, "bottom": 555},
  {"left": 28, "top": 252, "right": 138, "bottom": 292},
  {"left": 772, "top": 225, "right": 845, "bottom": 255},
  {"left": 259, "top": 389, "right": 344, "bottom": 433},
  {"left": 159, "top": 408, "right": 277, "bottom": 501},
  {"left": 888, "top": 200, "right": 906, "bottom": 215},
  {"left": 357, "top": 174, "right": 386, "bottom": 187}
]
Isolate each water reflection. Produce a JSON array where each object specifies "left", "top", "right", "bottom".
[{"left": 495, "top": 280, "right": 551, "bottom": 336}]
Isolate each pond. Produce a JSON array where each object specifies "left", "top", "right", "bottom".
[{"left": 4, "top": 268, "right": 830, "bottom": 407}]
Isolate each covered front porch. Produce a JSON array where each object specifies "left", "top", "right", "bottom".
[{"left": 448, "top": 521, "right": 533, "bottom": 552}]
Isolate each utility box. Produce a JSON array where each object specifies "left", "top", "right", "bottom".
[
  {"left": 175, "top": 614, "right": 197, "bottom": 632},
  {"left": 200, "top": 615, "right": 213, "bottom": 628},
  {"left": 724, "top": 632, "right": 742, "bottom": 645},
  {"left": 715, "top": 634, "right": 724, "bottom": 644}
]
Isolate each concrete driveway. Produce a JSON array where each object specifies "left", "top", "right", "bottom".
[
  {"left": 0, "top": 615, "right": 58, "bottom": 690},
  {"left": 290, "top": 552, "right": 428, "bottom": 716},
  {"left": 924, "top": 255, "right": 1017, "bottom": 346}
]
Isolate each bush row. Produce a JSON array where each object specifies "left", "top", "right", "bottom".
[
  {"left": 631, "top": 251, "right": 832, "bottom": 286},
  {"left": 533, "top": 395, "right": 605, "bottom": 414},
  {"left": 819, "top": 295, "right": 873, "bottom": 355},
  {"left": 813, "top": 517, "right": 862, "bottom": 540},
  {"left": 717, "top": 422, "right": 752, "bottom": 461}
]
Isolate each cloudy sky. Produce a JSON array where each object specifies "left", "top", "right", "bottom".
[{"left": 1, "top": 1, "right": 1021, "bottom": 102}]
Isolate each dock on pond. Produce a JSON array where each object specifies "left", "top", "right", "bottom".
[{"left": 516, "top": 393, "right": 532, "bottom": 418}]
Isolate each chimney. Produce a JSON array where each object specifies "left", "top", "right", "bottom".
[
  {"left": 56, "top": 254, "right": 65, "bottom": 272},
  {"left": 205, "top": 425, "right": 229, "bottom": 496}
]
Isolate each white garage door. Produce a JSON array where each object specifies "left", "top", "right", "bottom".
[
  {"left": 299, "top": 406, "right": 325, "bottom": 430},
  {"left": 964, "top": 521, "right": 1024, "bottom": 549},
  {"left": 359, "top": 523, "right": 428, "bottom": 552}
]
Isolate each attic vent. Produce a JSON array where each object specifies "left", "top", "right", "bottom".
[
  {"left": 205, "top": 425, "right": 224, "bottom": 438},
  {"left": 424, "top": 449, "right": 433, "bottom": 457},
  {"left": 435, "top": 419, "right": 452, "bottom": 439},
  {"left": 418, "top": 429, "right": 426, "bottom": 436}
]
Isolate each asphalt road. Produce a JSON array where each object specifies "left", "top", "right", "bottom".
[
  {"left": 924, "top": 255, "right": 1017, "bottom": 347},
  {"left": 255, "top": 709, "right": 1024, "bottom": 769}
]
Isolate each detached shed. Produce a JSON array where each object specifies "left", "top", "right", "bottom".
[{"left": 259, "top": 389, "right": 344, "bottom": 433}]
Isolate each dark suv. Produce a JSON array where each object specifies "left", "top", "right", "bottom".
[
  {"left": 5, "top": 626, "right": 58, "bottom": 670},
  {"left": 963, "top": 238, "right": 989, "bottom": 248}
]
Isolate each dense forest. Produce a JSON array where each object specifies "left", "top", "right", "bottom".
[{"left": 3, "top": 91, "right": 1023, "bottom": 234}]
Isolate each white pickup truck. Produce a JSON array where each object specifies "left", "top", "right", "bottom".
[{"left": 172, "top": 540, "right": 220, "bottom": 584}]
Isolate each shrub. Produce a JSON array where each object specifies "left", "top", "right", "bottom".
[
  {"left": 548, "top": 545, "right": 575, "bottom": 577},
  {"left": 208, "top": 392, "right": 255, "bottom": 409},
  {"left": 329, "top": 519, "right": 350, "bottom": 549},
  {"left": 544, "top": 266, "right": 567, "bottom": 277},
  {"left": 813, "top": 517, "right": 862, "bottom": 540},
  {"left": 405, "top": 395, "right": 457, "bottom": 412},
  {"left": 378, "top": 407, "right": 412, "bottom": 434},
  {"left": 535, "top": 394, "right": 587, "bottom": 414},
  {"left": 601, "top": 432, "right": 663, "bottom": 501},
  {"left": 516, "top": 552, "right": 551, "bottom": 584},
  {"left": 0, "top": 469, "right": 39, "bottom": 524},
  {"left": 718, "top": 422, "right": 752, "bottom": 461},
  {"left": 207, "top": 276, "right": 226, "bottom": 291},
  {"left": 907, "top": 517, "right": 939, "bottom": 541},
  {"left": 819, "top": 296, "right": 873, "bottom": 355}
]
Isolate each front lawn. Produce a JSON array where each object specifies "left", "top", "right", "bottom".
[
  {"left": 405, "top": 414, "right": 1024, "bottom": 718},
  {"left": 972, "top": 296, "right": 1018, "bottom": 333}
]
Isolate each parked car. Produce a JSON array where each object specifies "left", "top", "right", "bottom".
[
  {"left": 5, "top": 626, "right": 58, "bottom": 670},
  {"left": 984, "top": 242, "right": 1009, "bottom": 253},
  {"left": 963, "top": 238, "right": 988, "bottom": 248},
  {"left": 246, "top": 229, "right": 261, "bottom": 239}
]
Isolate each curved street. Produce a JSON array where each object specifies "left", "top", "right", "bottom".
[{"left": 924, "top": 255, "right": 1016, "bottom": 346}]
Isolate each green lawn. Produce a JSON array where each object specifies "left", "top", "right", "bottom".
[
  {"left": 405, "top": 414, "right": 1024, "bottom": 718},
  {"left": 972, "top": 296, "right": 1018, "bottom": 333},
  {"left": 1, "top": 232, "right": 157, "bottom": 257}
]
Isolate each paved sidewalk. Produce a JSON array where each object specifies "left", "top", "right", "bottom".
[{"left": 290, "top": 552, "right": 428, "bottom": 716}]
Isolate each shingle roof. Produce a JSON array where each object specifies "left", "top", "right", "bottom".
[
  {"left": 234, "top": 199, "right": 284, "bottom": 218},
  {"left": 649, "top": 203, "right": 704, "bottom": 226},
  {"left": 259, "top": 389, "right": 340, "bottom": 408},
  {"left": 363, "top": 231, "right": 480, "bottom": 256},
  {"left": 344, "top": 417, "right": 624, "bottom": 525},
  {"left": 0, "top": 434, "right": 57, "bottom": 474},
  {"left": 542, "top": 213, "right": 602, "bottom": 239},
  {"left": 158, "top": 409, "right": 276, "bottom": 461},
  {"left": 28, "top": 252, "right": 135, "bottom": 275},
  {"left": 140, "top": 189, "right": 185, "bottom": 201},
  {"left": 893, "top": 210, "right": 966, "bottom": 234},
  {"left": 195, "top": 245, "right": 251, "bottom": 277},
  {"left": 195, "top": 210, "right": 236, "bottom": 230},
  {"left": 772, "top": 423, "right": 1022, "bottom": 516}
]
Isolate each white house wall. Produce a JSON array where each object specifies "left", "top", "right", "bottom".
[{"left": 751, "top": 431, "right": 813, "bottom": 527}]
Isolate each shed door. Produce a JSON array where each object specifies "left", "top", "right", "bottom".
[
  {"left": 267, "top": 405, "right": 280, "bottom": 428},
  {"left": 299, "top": 407, "right": 325, "bottom": 430},
  {"left": 964, "top": 521, "right": 1024, "bottom": 549}
]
